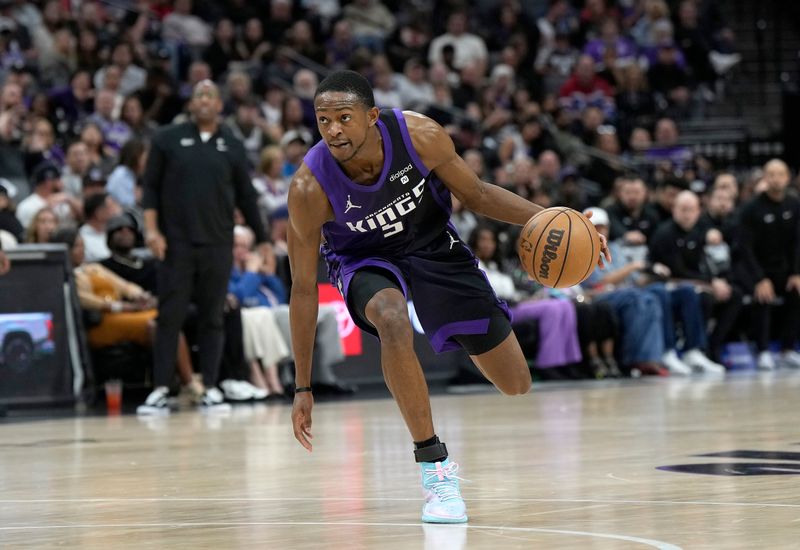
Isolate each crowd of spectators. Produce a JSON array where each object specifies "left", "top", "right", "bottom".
[{"left": 0, "top": 0, "right": 798, "bottom": 394}]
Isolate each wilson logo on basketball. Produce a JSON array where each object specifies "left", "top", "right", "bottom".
[{"left": 538, "top": 228, "right": 565, "bottom": 280}]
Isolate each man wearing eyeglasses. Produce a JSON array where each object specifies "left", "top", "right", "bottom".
[{"left": 139, "top": 80, "right": 268, "bottom": 415}]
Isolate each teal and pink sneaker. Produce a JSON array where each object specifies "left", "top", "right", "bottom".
[{"left": 420, "top": 459, "right": 468, "bottom": 523}]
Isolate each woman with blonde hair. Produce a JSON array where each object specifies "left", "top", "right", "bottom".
[{"left": 25, "top": 206, "right": 58, "bottom": 244}]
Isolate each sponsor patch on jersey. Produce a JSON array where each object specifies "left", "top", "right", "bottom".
[{"left": 389, "top": 163, "right": 413, "bottom": 183}]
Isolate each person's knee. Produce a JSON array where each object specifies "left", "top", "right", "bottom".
[
  {"left": 496, "top": 365, "right": 532, "bottom": 396},
  {"left": 647, "top": 283, "right": 668, "bottom": 298},
  {"left": 640, "top": 293, "right": 662, "bottom": 317},
  {"left": 492, "top": 362, "right": 533, "bottom": 396},
  {"left": 366, "top": 293, "right": 412, "bottom": 343}
]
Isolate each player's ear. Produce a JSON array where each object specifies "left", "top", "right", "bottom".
[{"left": 366, "top": 106, "right": 380, "bottom": 127}]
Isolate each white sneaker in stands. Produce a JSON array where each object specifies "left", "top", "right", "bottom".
[
  {"left": 757, "top": 351, "right": 776, "bottom": 371},
  {"left": 200, "top": 387, "right": 232, "bottom": 412},
  {"left": 136, "top": 386, "right": 171, "bottom": 416},
  {"left": 662, "top": 350, "right": 691, "bottom": 375},
  {"left": 683, "top": 349, "right": 726, "bottom": 375}
]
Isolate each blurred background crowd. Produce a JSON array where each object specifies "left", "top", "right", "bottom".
[{"left": 0, "top": 0, "right": 799, "bottom": 400}]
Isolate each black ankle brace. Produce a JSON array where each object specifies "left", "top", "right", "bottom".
[{"left": 413, "top": 440, "right": 448, "bottom": 463}]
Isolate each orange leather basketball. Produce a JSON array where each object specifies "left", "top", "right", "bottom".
[{"left": 518, "top": 207, "right": 601, "bottom": 288}]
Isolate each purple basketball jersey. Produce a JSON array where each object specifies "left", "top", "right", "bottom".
[
  {"left": 303, "top": 109, "right": 512, "bottom": 354},
  {"left": 303, "top": 109, "right": 452, "bottom": 258}
]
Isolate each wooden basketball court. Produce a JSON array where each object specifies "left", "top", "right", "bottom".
[{"left": 2, "top": 372, "right": 799, "bottom": 549}]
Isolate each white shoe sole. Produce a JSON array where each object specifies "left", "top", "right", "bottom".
[
  {"left": 200, "top": 403, "right": 232, "bottom": 413},
  {"left": 136, "top": 406, "right": 170, "bottom": 416},
  {"left": 422, "top": 512, "right": 468, "bottom": 524}
]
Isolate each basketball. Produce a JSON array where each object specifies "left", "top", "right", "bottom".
[{"left": 517, "top": 207, "right": 601, "bottom": 288}]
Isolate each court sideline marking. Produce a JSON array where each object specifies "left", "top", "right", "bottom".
[
  {"left": 0, "top": 520, "right": 682, "bottom": 549},
  {"left": 0, "top": 497, "right": 797, "bottom": 508}
]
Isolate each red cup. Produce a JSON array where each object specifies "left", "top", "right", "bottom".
[{"left": 105, "top": 379, "right": 122, "bottom": 413}]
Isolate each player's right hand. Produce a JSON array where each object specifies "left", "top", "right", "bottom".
[
  {"left": 146, "top": 231, "right": 167, "bottom": 261},
  {"left": 292, "top": 392, "right": 314, "bottom": 452}
]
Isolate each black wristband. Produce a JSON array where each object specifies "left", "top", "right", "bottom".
[{"left": 295, "top": 386, "right": 313, "bottom": 393}]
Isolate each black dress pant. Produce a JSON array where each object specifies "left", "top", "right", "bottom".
[
  {"left": 154, "top": 243, "right": 232, "bottom": 388},
  {"left": 706, "top": 286, "right": 744, "bottom": 361},
  {"left": 219, "top": 305, "right": 250, "bottom": 382},
  {"left": 752, "top": 273, "right": 800, "bottom": 351}
]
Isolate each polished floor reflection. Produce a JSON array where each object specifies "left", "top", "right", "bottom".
[{"left": 2, "top": 372, "right": 800, "bottom": 549}]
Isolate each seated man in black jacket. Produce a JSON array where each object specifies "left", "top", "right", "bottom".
[
  {"left": 737, "top": 159, "right": 800, "bottom": 370},
  {"left": 701, "top": 185, "right": 737, "bottom": 233},
  {"left": 649, "top": 190, "right": 743, "bottom": 363},
  {"left": 607, "top": 176, "right": 662, "bottom": 244}
]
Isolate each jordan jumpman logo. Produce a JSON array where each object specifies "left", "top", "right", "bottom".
[
  {"left": 447, "top": 231, "right": 459, "bottom": 250},
  {"left": 345, "top": 195, "right": 362, "bottom": 214}
]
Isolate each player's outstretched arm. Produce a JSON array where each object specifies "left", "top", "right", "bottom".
[
  {"left": 287, "top": 163, "right": 334, "bottom": 452},
  {"left": 407, "top": 112, "right": 610, "bottom": 266},
  {"left": 406, "top": 112, "right": 543, "bottom": 226}
]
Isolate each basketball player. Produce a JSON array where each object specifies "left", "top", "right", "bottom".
[{"left": 287, "top": 70, "right": 610, "bottom": 523}]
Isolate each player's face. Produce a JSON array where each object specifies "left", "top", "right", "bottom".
[{"left": 315, "top": 92, "right": 378, "bottom": 163}]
